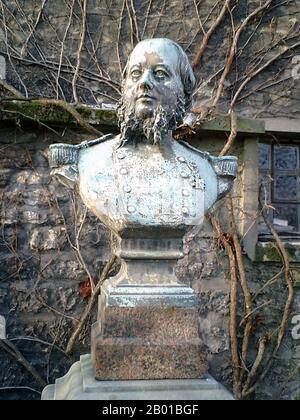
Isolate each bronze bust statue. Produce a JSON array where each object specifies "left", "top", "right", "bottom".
[
  {"left": 48, "top": 38, "right": 237, "bottom": 382},
  {"left": 49, "top": 38, "right": 236, "bottom": 286}
]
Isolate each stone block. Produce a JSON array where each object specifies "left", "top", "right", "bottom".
[
  {"left": 42, "top": 355, "right": 234, "bottom": 400},
  {"left": 91, "top": 300, "right": 208, "bottom": 381},
  {"left": 0, "top": 169, "right": 13, "bottom": 188},
  {"left": 92, "top": 334, "right": 207, "bottom": 381},
  {"left": 30, "top": 227, "right": 67, "bottom": 250}
]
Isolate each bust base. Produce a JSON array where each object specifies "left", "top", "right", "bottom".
[
  {"left": 42, "top": 355, "right": 234, "bottom": 400},
  {"left": 91, "top": 283, "right": 207, "bottom": 380}
]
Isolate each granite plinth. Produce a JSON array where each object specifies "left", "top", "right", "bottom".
[
  {"left": 42, "top": 355, "right": 234, "bottom": 400},
  {"left": 91, "top": 284, "right": 207, "bottom": 380}
]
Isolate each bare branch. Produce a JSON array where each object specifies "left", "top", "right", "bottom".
[
  {"left": 208, "top": 213, "right": 241, "bottom": 398},
  {"left": 65, "top": 254, "right": 117, "bottom": 354},
  {"left": 219, "top": 110, "right": 238, "bottom": 157},
  {"left": 230, "top": 40, "right": 300, "bottom": 109},
  {"left": 72, "top": 0, "right": 87, "bottom": 104},
  {"left": 0, "top": 339, "right": 46, "bottom": 388},
  {"left": 213, "top": 0, "right": 274, "bottom": 108},
  {"left": 20, "top": 0, "right": 48, "bottom": 58},
  {"left": 192, "top": 0, "right": 230, "bottom": 70}
]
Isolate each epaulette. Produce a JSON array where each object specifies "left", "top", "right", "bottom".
[
  {"left": 178, "top": 140, "right": 211, "bottom": 160},
  {"left": 48, "top": 134, "right": 114, "bottom": 168},
  {"left": 178, "top": 140, "right": 237, "bottom": 178}
]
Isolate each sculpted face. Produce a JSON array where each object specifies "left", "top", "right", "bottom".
[{"left": 123, "top": 39, "right": 185, "bottom": 120}]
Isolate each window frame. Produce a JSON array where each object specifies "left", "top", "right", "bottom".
[{"left": 257, "top": 138, "right": 300, "bottom": 240}]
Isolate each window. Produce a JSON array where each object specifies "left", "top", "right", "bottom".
[{"left": 258, "top": 142, "right": 300, "bottom": 239}]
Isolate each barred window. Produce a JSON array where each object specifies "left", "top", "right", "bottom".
[{"left": 258, "top": 142, "right": 300, "bottom": 240}]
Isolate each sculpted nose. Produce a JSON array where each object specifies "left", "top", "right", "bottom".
[{"left": 138, "top": 70, "right": 153, "bottom": 90}]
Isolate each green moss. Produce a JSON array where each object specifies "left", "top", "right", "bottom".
[
  {"left": 200, "top": 116, "right": 265, "bottom": 134},
  {"left": 0, "top": 100, "right": 118, "bottom": 127},
  {"left": 0, "top": 100, "right": 264, "bottom": 135},
  {"left": 255, "top": 242, "right": 300, "bottom": 263}
]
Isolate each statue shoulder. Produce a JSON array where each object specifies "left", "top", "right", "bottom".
[
  {"left": 48, "top": 133, "right": 114, "bottom": 189},
  {"left": 48, "top": 134, "right": 114, "bottom": 168},
  {"left": 178, "top": 140, "right": 237, "bottom": 199},
  {"left": 178, "top": 140, "right": 237, "bottom": 176},
  {"left": 177, "top": 140, "right": 211, "bottom": 161}
]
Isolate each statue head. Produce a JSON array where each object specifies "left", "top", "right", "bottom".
[{"left": 118, "top": 38, "right": 196, "bottom": 146}]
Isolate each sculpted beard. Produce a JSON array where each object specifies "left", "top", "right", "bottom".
[{"left": 117, "top": 96, "right": 185, "bottom": 147}]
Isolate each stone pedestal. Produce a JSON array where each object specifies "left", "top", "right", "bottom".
[
  {"left": 91, "top": 283, "right": 207, "bottom": 380},
  {"left": 42, "top": 355, "right": 234, "bottom": 400}
]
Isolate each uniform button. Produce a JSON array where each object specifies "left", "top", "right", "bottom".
[
  {"left": 181, "top": 171, "right": 189, "bottom": 179},
  {"left": 178, "top": 157, "right": 186, "bottom": 163},
  {"left": 127, "top": 206, "right": 135, "bottom": 213},
  {"left": 182, "top": 207, "right": 189, "bottom": 215},
  {"left": 117, "top": 151, "right": 125, "bottom": 159},
  {"left": 120, "top": 168, "right": 128, "bottom": 175},
  {"left": 124, "top": 185, "right": 132, "bottom": 193},
  {"left": 182, "top": 190, "right": 190, "bottom": 197}
]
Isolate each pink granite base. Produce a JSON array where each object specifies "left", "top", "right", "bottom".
[{"left": 91, "top": 306, "right": 208, "bottom": 380}]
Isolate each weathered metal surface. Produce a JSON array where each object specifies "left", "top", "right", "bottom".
[
  {"left": 100, "top": 283, "right": 198, "bottom": 308},
  {"left": 47, "top": 39, "right": 237, "bottom": 384}
]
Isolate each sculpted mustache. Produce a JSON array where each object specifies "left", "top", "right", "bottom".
[{"left": 137, "top": 93, "right": 156, "bottom": 99}]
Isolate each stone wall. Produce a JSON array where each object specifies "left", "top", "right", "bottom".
[
  {"left": 0, "top": 124, "right": 299, "bottom": 400},
  {"left": 0, "top": 0, "right": 300, "bottom": 118},
  {"left": 0, "top": 126, "right": 111, "bottom": 399},
  {"left": 0, "top": 0, "right": 300, "bottom": 400}
]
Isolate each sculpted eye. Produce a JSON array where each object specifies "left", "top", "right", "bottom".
[
  {"left": 154, "top": 69, "right": 168, "bottom": 79},
  {"left": 131, "top": 69, "right": 142, "bottom": 79}
]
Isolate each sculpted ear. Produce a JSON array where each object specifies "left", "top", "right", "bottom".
[{"left": 179, "top": 55, "right": 196, "bottom": 111}]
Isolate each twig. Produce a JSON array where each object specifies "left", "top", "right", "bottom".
[
  {"left": 230, "top": 40, "right": 300, "bottom": 109},
  {"left": 0, "top": 339, "right": 46, "bottom": 388},
  {"left": 117, "top": 0, "right": 127, "bottom": 77},
  {"left": 70, "top": 194, "right": 95, "bottom": 290},
  {"left": 252, "top": 269, "right": 283, "bottom": 301},
  {"left": 192, "top": 0, "right": 230, "bottom": 70},
  {"left": 129, "top": 0, "right": 140, "bottom": 42},
  {"left": 56, "top": 0, "right": 75, "bottom": 99},
  {"left": 72, "top": 0, "right": 87, "bottom": 104},
  {"left": 208, "top": 214, "right": 241, "bottom": 398},
  {"left": 219, "top": 110, "right": 238, "bottom": 156},
  {"left": 52, "top": 193, "right": 95, "bottom": 289},
  {"left": 0, "top": 386, "right": 41, "bottom": 395},
  {"left": 193, "top": 0, "right": 206, "bottom": 36},
  {"left": 213, "top": 0, "right": 274, "bottom": 108},
  {"left": 241, "top": 336, "right": 268, "bottom": 397},
  {"left": 242, "top": 199, "right": 294, "bottom": 397},
  {"left": 150, "top": 0, "right": 166, "bottom": 39},
  {"left": 36, "top": 294, "right": 79, "bottom": 322},
  {"left": 0, "top": 108, "right": 63, "bottom": 138},
  {"left": 141, "top": 0, "right": 152, "bottom": 39},
  {"left": 227, "top": 195, "right": 253, "bottom": 381},
  {"left": 29, "top": 98, "right": 102, "bottom": 136},
  {"left": 0, "top": 79, "right": 25, "bottom": 99},
  {"left": 11, "top": 336, "right": 69, "bottom": 357},
  {"left": 0, "top": 2, "right": 28, "bottom": 97},
  {"left": 261, "top": 207, "right": 294, "bottom": 356},
  {"left": 20, "top": 0, "right": 47, "bottom": 57},
  {"left": 65, "top": 254, "right": 116, "bottom": 354},
  {"left": 239, "top": 300, "right": 273, "bottom": 327}
]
